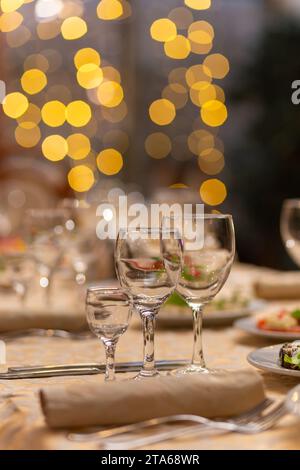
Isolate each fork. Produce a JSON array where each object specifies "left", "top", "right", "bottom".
[
  {"left": 102, "top": 400, "right": 287, "bottom": 449},
  {"left": 68, "top": 397, "right": 273, "bottom": 443}
]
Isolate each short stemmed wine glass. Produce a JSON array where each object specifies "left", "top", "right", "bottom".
[
  {"left": 115, "top": 228, "right": 182, "bottom": 379},
  {"left": 280, "top": 199, "right": 300, "bottom": 267},
  {"left": 162, "top": 214, "right": 235, "bottom": 375},
  {"left": 86, "top": 287, "right": 131, "bottom": 381}
]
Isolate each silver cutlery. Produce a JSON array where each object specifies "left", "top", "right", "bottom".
[
  {"left": 102, "top": 400, "right": 287, "bottom": 449},
  {"left": 68, "top": 397, "right": 273, "bottom": 444},
  {"left": 0, "top": 360, "right": 189, "bottom": 379}
]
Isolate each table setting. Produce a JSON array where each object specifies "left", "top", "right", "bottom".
[{"left": 1, "top": 204, "right": 300, "bottom": 451}]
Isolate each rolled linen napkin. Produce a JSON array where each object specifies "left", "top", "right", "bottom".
[
  {"left": 254, "top": 271, "right": 300, "bottom": 300},
  {"left": 40, "top": 368, "right": 265, "bottom": 429}
]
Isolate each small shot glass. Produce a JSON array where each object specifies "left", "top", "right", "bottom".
[{"left": 86, "top": 287, "right": 131, "bottom": 381}]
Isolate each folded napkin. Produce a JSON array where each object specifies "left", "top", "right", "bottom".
[
  {"left": 40, "top": 368, "right": 265, "bottom": 429},
  {"left": 254, "top": 271, "right": 300, "bottom": 300},
  {"left": 0, "top": 291, "right": 87, "bottom": 332}
]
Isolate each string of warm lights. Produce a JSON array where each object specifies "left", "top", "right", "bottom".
[
  {"left": 0, "top": 0, "right": 229, "bottom": 206},
  {"left": 0, "top": 0, "right": 128, "bottom": 194},
  {"left": 147, "top": 0, "right": 229, "bottom": 206}
]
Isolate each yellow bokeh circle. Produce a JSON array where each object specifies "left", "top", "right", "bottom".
[
  {"left": 66, "top": 101, "right": 91, "bottom": 127},
  {"left": 67, "top": 133, "right": 91, "bottom": 160},
  {"left": 41, "top": 101, "right": 66, "bottom": 127},
  {"left": 68, "top": 165, "right": 95, "bottom": 192},
  {"left": 149, "top": 99, "right": 176, "bottom": 126},
  {"left": 2, "top": 92, "right": 28, "bottom": 119},
  {"left": 61, "top": 16, "right": 87, "bottom": 40},
  {"left": 150, "top": 18, "right": 177, "bottom": 43},
  {"left": 1, "top": 0, "right": 24, "bottom": 13},
  {"left": 17, "top": 103, "right": 41, "bottom": 129},
  {"left": 97, "top": 148, "right": 123, "bottom": 175},
  {"left": 184, "top": 0, "right": 211, "bottom": 10},
  {"left": 203, "top": 53, "right": 230, "bottom": 79},
  {"left": 77, "top": 64, "right": 103, "bottom": 89},
  {"left": 185, "top": 64, "right": 212, "bottom": 87},
  {"left": 15, "top": 125, "right": 41, "bottom": 148},
  {"left": 198, "top": 149, "right": 225, "bottom": 175},
  {"left": 145, "top": 132, "right": 172, "bottom": 159},
  {"left": 201, "top": 100, "right": 228, "bottom": 127},
  {"left": 42, "top": 135, "right": 68, "bottom": 161},
  {"left": 200, "top": 179, "right": 227, "bottom": 206},
  {"left": 74, "top": 48, "right": 101, "bottom": 69},
  {"left": 21, "top": 69, "right": 47, "bottom": 95},
  {"left": 0, "top": 11, "right": 23, "bottom": 32},
  {"left": 164, "top": 35, "right": 191, "bottom": 60},
  {"left": 97, "top": 81, "right": 123, "bottom": 108},
  {"left": 97, "top": 0, "right": 123, "bottom": 20}
]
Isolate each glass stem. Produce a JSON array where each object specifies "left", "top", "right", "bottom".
[
  {"left": 191, "top": 305, "right": 206, "bottom": 368},
  {"left": 103, "top": 340, "right": 117, "bottom": 381},
  {"left": 140, "top": 311, "right": 158, "bottom": 377}
]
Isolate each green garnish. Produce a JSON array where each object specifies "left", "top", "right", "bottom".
[
  {"left": 166, "top": 292, "right": 188, "bottom": 307},
  {"left": 291, "top": 309, "right": 300, "bottom": 320}
]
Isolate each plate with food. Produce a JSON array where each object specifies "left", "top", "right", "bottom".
[
  {"left": 158, "top": 291, "right": 263, "bottom": 328},
  {"left": 248, "top": 342, "right": 300, "bottom": 377},
  {"left": 235, "top": 308, "right": 300, "bottom": 341}
]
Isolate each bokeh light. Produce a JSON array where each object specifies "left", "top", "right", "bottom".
[
  {"left": 97, "top": 148, "right": 123, "bottom": 175},
  {"left": 149, "top": 99, "right": 176, "bottom": 126},
  {"left": 97, "top": 0, "right": 123, "bottom": 21},
  {"left": 200, "top": 178, "right": 227, "bottom": 206},
  {"left": 198, "top": 148, "right": 225, "bottom": 175},
  {"left": 67, "top": 133, "right": 91, "bottom": 160},
  {"left": 41, "top": 100, "right": 66, "bottom": 127},
  {"left": 162, "top": 83, "right": 188, "bottom": 110},
  {"left": 77, "top": 64, "right": 103, "bottom": 89},
  {"left": 102, "top": 129, "right": 129, "bottom": 153},
  {"left": 150, "top": 18, "right": 177, "bottom": 43},
  {"left": 2, "top": 92, "right": 28, "bottom": 118},
  {"left": 61, "top": 16, "right": 87, "bottom": 40},
  {"left": 145, "top": 132, "right": 172, "bottom": 159},
  {"left": 184, "top": 0, "right": 211, "bottom": 10},
  {"left": 68, "top": 165, "right": 95, "bottom": 192},
  {"left": 168, "top": 7, "right": 193, "bottom": 30},
  {"left": 15, "top": 125, "right": 41, "bottom": 148},
  {"left": 42, "top": 134, "right": 68, "bottom": 161},
  {"left": 66, "top": 100, "right": 91, "bottom": 127},
  {"left": 97, "top": 81, "right": 123, "bottom": 107},
  {"left": 24, "top": 53, "right": 49, "bottom": 72},
  {"left": 17, "top": 103, "right": 41, "bottom": 129},
  {"left": 21, "top": 69, "right": 47, "bottom": 95},
  {"left": 1, "top": 0, "right": 24, "bottom": 13},
  {"left": 74, "top": 47, "right": 101, "bottom": 69},
  {"left": 0, "top": 11, "right": 23, "bottom": 32},
  {"left": 164, "top": 35, "right": 191, "bottom": 60},
  {"left": 203, "top": 53, "right": 230, "bottom": 79},
  {"left": 201, "top": 100, "right": 228, "bottom": 127}
]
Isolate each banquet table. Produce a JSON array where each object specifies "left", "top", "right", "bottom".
[{"left": 1, "top": 265, "right": 300, "bottom": 450}]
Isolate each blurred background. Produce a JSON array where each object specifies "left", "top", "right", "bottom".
[{"left": 0, "top": 0, "right": 300, "bottom": 274}]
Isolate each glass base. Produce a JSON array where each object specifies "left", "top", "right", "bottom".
[
  {"left": 132, "top": 369, "right": 160, "bottom": 380},
  {"left": 170, "top": 364, "right": 215, "bottom": 376}
]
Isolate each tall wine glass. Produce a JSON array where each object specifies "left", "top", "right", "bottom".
[
  {"left": 25, "top": 208, "right": 70, "bottom": 304},
  {"left": 162, "top": 214, "right": 235, "bottom": 375},
  {"left": 115, "top": 228, "right": 182, "bottom": 379},
  {"left": 281, "top": 199, "right": 300, "bottom": 266}
]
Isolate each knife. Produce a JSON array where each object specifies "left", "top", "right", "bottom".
[{"left": 1, "top": 360, "right": 189, "bottom": 379}]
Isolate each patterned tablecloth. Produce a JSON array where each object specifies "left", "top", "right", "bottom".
[{"left": 1, "top": 265, "right": 300, "bottom": 450}]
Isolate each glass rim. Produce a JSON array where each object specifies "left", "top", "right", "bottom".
[
  {"left": 118, "top": 227, "right": 181, "bottom": 234},
  {"left": 162, "top": 213, "right": 233, "bottom": 220},
  {"left": 86, "top": 286, "right": 125, "bottom": 294}
]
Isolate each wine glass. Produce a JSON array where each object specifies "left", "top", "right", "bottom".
[
  {"left": 115, "top": 228, "right": 182, "bottom": 379},
  {"left": 86, "top": 287, "right": 131, "bottom": 381},
  {"left": 25, "top": 208, "right": 70, "bottom": 304},
  {"left": 280, "top": 199, "right": 300, "bottom": 266},
  {"left": 162, "top": 214, "right": 235, "bottom": 375}
]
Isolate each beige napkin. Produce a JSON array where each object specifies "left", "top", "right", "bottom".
[
  {"left": 40, "top": 368, "right": 265, "bottom": 429},
  {"left": 254, "top": 271, "right": 300, "bottom": 300}
]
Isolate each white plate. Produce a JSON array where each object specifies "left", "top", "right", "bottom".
[
  {"left": 158, "top": 300, "right": 265, "bottom": 328},
  {"left": 235, "top": 317, "right": 300, "bottom": 341},
  {"left": 248, "top": 344, "right": 300, "bottom": 377}
]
